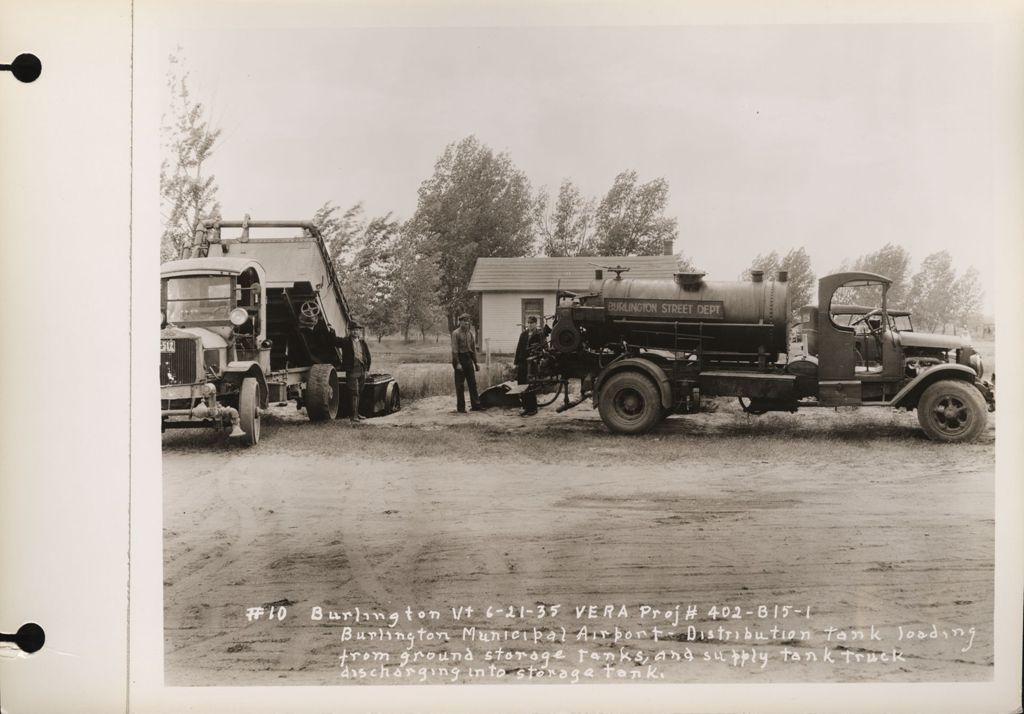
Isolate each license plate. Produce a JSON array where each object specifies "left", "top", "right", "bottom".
[{"left": 161, "top": 339, "right": 176, "bottom": 353}]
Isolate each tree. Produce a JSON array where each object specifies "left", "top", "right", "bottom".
[
  {"left": 907, "top": 251, "right": 957, "bottom": 332},
  {"left": 951, "top": 266, "right": 985, "bottom": 334},
  {"left": 345, "top": 214, "right": 402, "bottom": 341},
  {"left": 828, "top": 243, "right": 911, "bottom": 308},
  {"left": 535, "top": 179, "right": 597, "bottom": 257},
  {"left": 312, "top": 200, "right": 365, "bottom": 270},
  {"left": 391, "top": 232, "right": 443, "bottom": 341},
  {"left": 744, "top": 250, "right": 782, "bottom": 280},
  {"left": 410, "top": 136, "right": 536, "bottom": 328},
  {"left": 592, "top": 171, "right": 678, "bottom": 256},
  {"left": 160, "top": 50, "right": 222, "bottom": 262},
  {"left": 852, "top": 243, "right": 912, "bottom": 308},
  {"left": 675, "top": 253, "right": 700, "bottom": 273},
  {"left": 780, "top": 247, "right": 815, "bottom": 316}
]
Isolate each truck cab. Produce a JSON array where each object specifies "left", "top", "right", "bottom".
[
  {"left": 161, "top": 258, "right": 271, "bottom": 385},
  {"left": 797, "top": 271, "right": 993, "bottom": 435},
  {"left": 160, "top": 258, "right": 278, "bottom": 444}
]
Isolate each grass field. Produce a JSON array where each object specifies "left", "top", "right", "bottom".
[{"left": 369, "top": 335, "right": 514, "bottom": 402}]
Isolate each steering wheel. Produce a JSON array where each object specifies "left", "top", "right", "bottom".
[
  {"left": 849, "top": 308, "right": 881, "bottom": 326},
  {"left": 850, "top": 308, "right": 885, "bottom": 336},
  {"left": 298, "top": 300, "right": 322, "bottom": 329}
]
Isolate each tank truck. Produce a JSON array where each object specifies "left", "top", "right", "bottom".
[
  {"left": 529, "top": 267, "right": 993, "bottom": 442},
  {"left": 159, "top": 218, "right": 400, "bottom": 446}
]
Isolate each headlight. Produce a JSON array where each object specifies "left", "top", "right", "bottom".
[
  {"left": 229, "top": 307, "right": 249, "bottom": 326},
  {"left": 969, "top": 354, "right": 983, "bottom": 378}
]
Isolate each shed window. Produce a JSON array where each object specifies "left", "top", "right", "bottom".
[{"left": 521, "top": 298, "right": 544, "bottom": 330}]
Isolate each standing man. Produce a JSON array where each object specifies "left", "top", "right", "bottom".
[
  {"left": 451, "top": 313, "right": 481, "bottom": 413},
  {"left": 338, "top": 322, "right": 371, "bottom": 423},
  {"left": 514, "top": 315, "right": 545, "bottom": 417}
]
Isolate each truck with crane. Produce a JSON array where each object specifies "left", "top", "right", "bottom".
[{"left": 159, "top": 218, "right": 400, "bottom": 445}]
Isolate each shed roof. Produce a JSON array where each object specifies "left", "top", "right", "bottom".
[{"left": 468, "top": 255, "right": 682, "bottom": 292}]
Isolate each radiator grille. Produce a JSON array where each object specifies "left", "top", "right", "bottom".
[{"left": 161, "top": 338, "right": 199, "bottom": 385}]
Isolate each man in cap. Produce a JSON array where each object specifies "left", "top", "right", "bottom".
[
  {"left": 450, "top": 313, "right": 481, "bottom": 412},
  {"left": 339, "top": 322, "right": 371, "bottom": 423},
  {"left": 514, "top": 315, "right": 545, "bottom": 416}
]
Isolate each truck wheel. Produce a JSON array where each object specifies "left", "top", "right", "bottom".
[
  {"left": 598, "top": 371, "right": 663, "bottom": 434},
  {"left": 239, "top": 377, "right": 261, "bottom": 446},
  {"left": 387, "top": 385, "right": 401, "bottom": 414},
  {"left": 916, "top": 379, "right": 987, "bottom": 442},
  {"left": 306, "top": 364, "right": 340, "bottom": 421}
]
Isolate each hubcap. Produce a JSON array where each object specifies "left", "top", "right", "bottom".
[
  {"left": 615, "top": 388, "right": 644, "bottom": 418},
  {"left": 932, "top": 395, "right": 970, "bottom": 434}
]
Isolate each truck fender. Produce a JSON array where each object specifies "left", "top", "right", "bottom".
[
  {"left": 594, "top": 357, "right": 673, "bottom": 411},
  {"left": 888, "top": 364, "right": 978, "bottom": 410},
  {"left": 223, "top": 361, "right": 269, "bottom": 409}
]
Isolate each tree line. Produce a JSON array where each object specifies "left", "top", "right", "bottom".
[
  {"left": 741, "top": 244, "right": 986, "bottom": 334},
  {"left": 160, "top": 54, "right": 987, "bottom": 340}
]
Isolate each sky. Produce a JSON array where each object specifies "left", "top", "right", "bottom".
[{"left": 168, "top": 21, "right": 996, "bottom": 311}]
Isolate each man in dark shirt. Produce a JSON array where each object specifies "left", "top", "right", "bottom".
[
  {"left": 338, "top": 322, "right": 371, "bottom": 423},
  {"left": 450, "top": 313, "right": 481, "bottom": 412},
  {"left": 514, "top": 316, "right": 545, "bottom": 416}
]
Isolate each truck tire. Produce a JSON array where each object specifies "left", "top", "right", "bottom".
[
  {"left": 598, "top": 371, "right": 663, "bottom": 435},
  {"left": 916, "top": 379, "right": 987, "bottom": 442},
  {"left": 239, "top": 377, "right": 261, "bottom": 446},
  {"left": 306, "top": 364, "right": 340, "bottom": 421}
]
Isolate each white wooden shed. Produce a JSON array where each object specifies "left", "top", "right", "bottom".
[{"left": 467, "top": 255, "right": 682, "bottom": 354}]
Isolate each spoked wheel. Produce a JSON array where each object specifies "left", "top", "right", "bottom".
[
  {"left": 597, "top": 371, "right": 663, "bottom": 434},
  {"left": 916, "top": 379, "right": 987, "bottom": 442},
  {"left": 239, "top": 377, "right": 261, "bottom": 446}
]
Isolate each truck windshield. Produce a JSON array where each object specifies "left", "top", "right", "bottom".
[
  {"left": 165, "top": 276, "right": 233, "bottom": 323},
  {"left": 892, "top": 315, "right": 913, "bottom": 331}
]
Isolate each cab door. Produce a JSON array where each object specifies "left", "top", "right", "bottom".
[{"left": 815, "top": 273, "right": 894, "bottom": 405}]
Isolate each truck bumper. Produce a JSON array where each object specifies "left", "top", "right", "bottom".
[
  {"left": 161, "top": 418, "right": 226, "bottom": 432},
  {"left": 161, "top": 383, "right": 208, "bottom": 401}
]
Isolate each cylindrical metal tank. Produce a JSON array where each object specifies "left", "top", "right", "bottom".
[{"left": 579, "top": 274, "right": 791, "bottom": 359}]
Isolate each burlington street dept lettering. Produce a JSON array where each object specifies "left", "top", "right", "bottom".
[{"left": 604, "top": 298, "right": 725, "bottom": 319}]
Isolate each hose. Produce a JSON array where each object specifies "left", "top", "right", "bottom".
[{"left": 536, "top": 382, "right": 564, "bottom": 407}]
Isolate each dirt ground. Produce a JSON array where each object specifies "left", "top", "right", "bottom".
[{"left": 162, "top": 395, "right": 995, "bottom": 685}]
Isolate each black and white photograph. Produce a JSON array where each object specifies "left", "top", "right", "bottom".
[{"left": 1, "top": 1, "right": 1022, "bottom": 713}]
